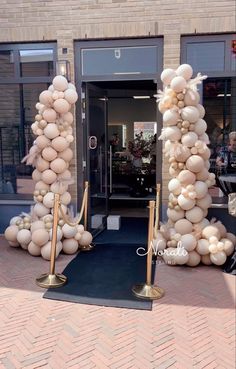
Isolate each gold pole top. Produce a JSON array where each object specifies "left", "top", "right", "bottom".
[{"left": 148, "top": 200, "right": 156, "bottom": 209}]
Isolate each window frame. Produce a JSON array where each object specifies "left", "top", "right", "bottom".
[
  {"left": 181, "top": 34, "right": 236, "bottom": 77},
  {"left": 0, "top": 42, "right": 57, "bottom": 199},
  {"left": 0, "top": 42, "right": 57, "bottom": 84}
]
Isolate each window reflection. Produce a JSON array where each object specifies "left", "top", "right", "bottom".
[
  {"left": 0, "top": 50, "right": 14, "bottom": 78},
  {"left": 20, "top": 49, "right": 54, "bottom": 77},
  {"left": 203, "top": 77, "right": 236, "bottom": 196}
]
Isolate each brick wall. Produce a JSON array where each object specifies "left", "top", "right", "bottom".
[{"left": 0, "top": 0, "right": 235, "bottom": 203}]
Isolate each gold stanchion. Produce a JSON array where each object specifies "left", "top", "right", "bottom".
[
  {"left": 154, "top": 183, "right": 161, "bottom": 239},
  {"left": 36, "top": 193, "right": 67, "bottom": 288},
  {"left": 132, "top": 199, "right": 164, "bottom": 300},
  {"left": 79, "top": 181, "right": 94, "bottom": 252}
]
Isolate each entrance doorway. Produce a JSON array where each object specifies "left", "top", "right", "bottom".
[{"left": 83, "top": 80, "right": 162, "bottom": 232}]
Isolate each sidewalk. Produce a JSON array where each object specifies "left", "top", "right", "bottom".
[{"left": 0, "top": 236, "right": 235, "bottom": 369}]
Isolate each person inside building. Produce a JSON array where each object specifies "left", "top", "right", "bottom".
[{"left": 216, "top": 131, "right": 236, "bottom": 173}]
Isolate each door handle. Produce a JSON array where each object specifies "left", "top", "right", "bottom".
[
  {"left": 88, "top": 136, "right": 97, "bottom": 149},
  {"left": 109, "top": 145, "right": 112, "bottom": 194},
  {"left": 99, "top": 146, "right": 103, "bottom": 193}
]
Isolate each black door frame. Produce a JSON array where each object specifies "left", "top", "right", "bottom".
[{"left": 75, "top": 37, "right": 164, "bottom": 222}]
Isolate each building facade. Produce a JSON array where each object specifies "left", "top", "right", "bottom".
[{"left": 0, "top": 0, "right": 235, "bottom": 232}]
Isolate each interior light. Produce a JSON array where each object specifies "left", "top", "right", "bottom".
[
  {"left": 217, "top": 93, "right": 231, "bottom": 97},
  {"left": 133, "top": 96, "right": 150, "bottom": 99}
]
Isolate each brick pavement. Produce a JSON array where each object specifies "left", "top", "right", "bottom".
[{"left": 0, "top": 236, "right": 235, "bottom": 369}]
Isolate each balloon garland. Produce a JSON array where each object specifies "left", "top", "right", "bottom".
[
  {"left": 155, "top": 64, "right": 236, "bottom": 267},
  {"left": 4, "top": 76, "right": 93, "bottom": 260}
]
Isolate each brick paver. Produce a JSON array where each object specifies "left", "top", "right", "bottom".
[{"left": 0, "top": 237, "right": 235, "bottom": 369}]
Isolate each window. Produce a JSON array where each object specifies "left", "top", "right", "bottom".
[
  {"left": 82, "top": 46, "right": 159, "bottom": 76},
  {"left": 0, "top": 43, "right": 56, "bottom": 198},
  {"left": 76, "top": 38, "right": 163, "bottom": 81},
  {"left": 20, "top": 49, "right": 54, "bottom": 77}
]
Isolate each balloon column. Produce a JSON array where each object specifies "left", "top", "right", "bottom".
[
  {"left": 155, "top": 64, "right": 236, "bottom": 267},
  {"left": 4, "top": 76, "right": 93, "bottom": 260}
]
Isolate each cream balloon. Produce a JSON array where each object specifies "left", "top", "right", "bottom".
[
  {"left": 52, "top": 75, "right": 68, "bottom": 92},
  {"left": 170, "top": 76, "right": 187, "bottom": 93},
  {"left": 176, "top": 64, "right": 193, "bottom": 80},
  {"left": 202, "top": 225, "right": 221, "bottom": 240},
  {"left": 163, "top": 126, "right": 182, "bottom": 142},
  {"left": 32, "top": 229, "right": 49, "bottom": 247},
  {"left": 194, "top": 119, "right": 207, "bottom": 135},
  {"left": 163, "top": 109, "right": 180, "bottom": 126},
  {"left": 17, "top": 229, "right": 31, "bottom": 245},
  {"left": 184, "top": 89, "right": 200, "bottom": 106},
  {"left": 36, "top": 156, "right": 50, "bottom": 172},
  {"left": 62, "top": 224, "right": 77, "bottom": 238},
  {"left": 174, "top": 219, "right": 193, "bottom": 234},
  {"left": 178, "top": 170, "right": 196, "bottom": 185},
  {"left": 41, "top": 241, "right": 61, "bottom": 260},
  {"left": 180, "top": 234, "right": 197, "bottom": 252},
  {"left": 201, "top": 254, "right": 212, "bottom": 265},
  {"left": 194, "top": 181, "right": 208, "bottom": 199},
  {"left": 186, "top": 155, "right": 205, "bottom": 173},
  {"left": 178, "top": 194, "right": 196, "bottom": 210},
  {"left": 161, "top": 68, "right": 176, "bottom": 85},
  {"left": 210, "top": 251, "right": 227, "bottom": 266},
  {"left": 41, "top": 169, "right": 57, "bottom": 185},
  {"left": 5, "top": 225, "right": 19, "bottom": 243},
  {"left": 196, "top": 194, "right": 212, "bottom": 209},
  {"left": 53, "top": 99, "right": 70, "bottom": 114},
  {"left": 43, "top": 192, "right": 55, "bottom": 209},
  {"left": 44, "top": 123, "right": 60, "bottom": 140},
  {"left": 35, "top": 181, "right": 50, "bottom": 191},
  {"left": 60, "top": 191, "right": 71, "bottom": 205},
  {"left": 62, "top": 239, "right": 79, "bottom": 254},
  {"left": 51, "top": 137, "right": 69, "bottom": 152},
  {"left": 50, "top": 158, "right": 67, "bottom": 174},
  {"left": 33, "top": 203, "right": 50, "bottom": 218},
  {"left": 61, "top": 112, "right": 74, "bottom": 125},
  {"left": 181, "top": 132, "right": 198, "bottom": 148},
  {"left": 186, "top": 251, "right": 201, "bottom": 267},
  {"left": 58, "top": 147, "right": 73, "bottom": 162},
  {"left": 35, "top": 135, "right": 50, "bottom": 150},
  {"left": 181, "top": 106, "right": 200, "bottom": 123},
  {"left": 221, "top": 238, "right": 234, "bottom": 256},
  {"left": 64, "top": 89, "right": 78, "bottom": 104},
  {"left": 31, "top": 220, "right": 45, "bottom": 233},
  {"left": 79, "top": 231, "right": 93, "bottom": 246},
  {"left": 39, "top": 90, "right": 53, "bottom": 106},
  {"left": 167, "top": 208, "right": 185, "bottom": 222},
  {"left": 42, "top": 147, "right": 58, "bottom": 162},
  {"left": 168, "top": 178, "right": 182, "bottom": 195},
  {"left": 42, "top": 108, "right": 57, "bottom": 123},
  {"left": 196, "top": 104, "right": 205, "bottom": 119},
  {"left": 196, "top": 239, "right": 210, "bottom": 255},
  {"left": 28, "top": 241, "right": 41, "bottom": 256}
]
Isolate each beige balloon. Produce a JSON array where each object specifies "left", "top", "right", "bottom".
[
  {"left": 186, "top": 251, "right": 201, "bottom": 267},
  {"left": 42, "top": 147, "right": 58, "bottom": 162},
  {"left": 31, "top": 220, "right": 45, "bottom": 233},
  {"left": 16, "top": 229, "right": 31, "bottom": 246},
  {"left": 28, "top": 241, "right": 41, "bottom": 256},
  {"left": 62, "top": 238, "right": 79, "bottom": 254},
  {"left": 79, "top": 231, "right": 93, "bottom": 246},
  {"left": 41, "top": 169, "right": 57, "bottom": 185},
  {"left": 5, "top": 225, "right": 19, "bottom": 243}
]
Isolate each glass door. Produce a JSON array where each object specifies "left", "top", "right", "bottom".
[{"left": 84, "top": 83, "right": 108, "bottom": 232}]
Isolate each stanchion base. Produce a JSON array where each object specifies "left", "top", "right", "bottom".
[
  {"left": 79, "top": 243, "right": 95, "bottom": 252},
  {"left": 132, "top": 283, "right": 164, "bottom": 300},
  {"left": 36, "top": 273, "right": 67, "bottom": 288}
]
